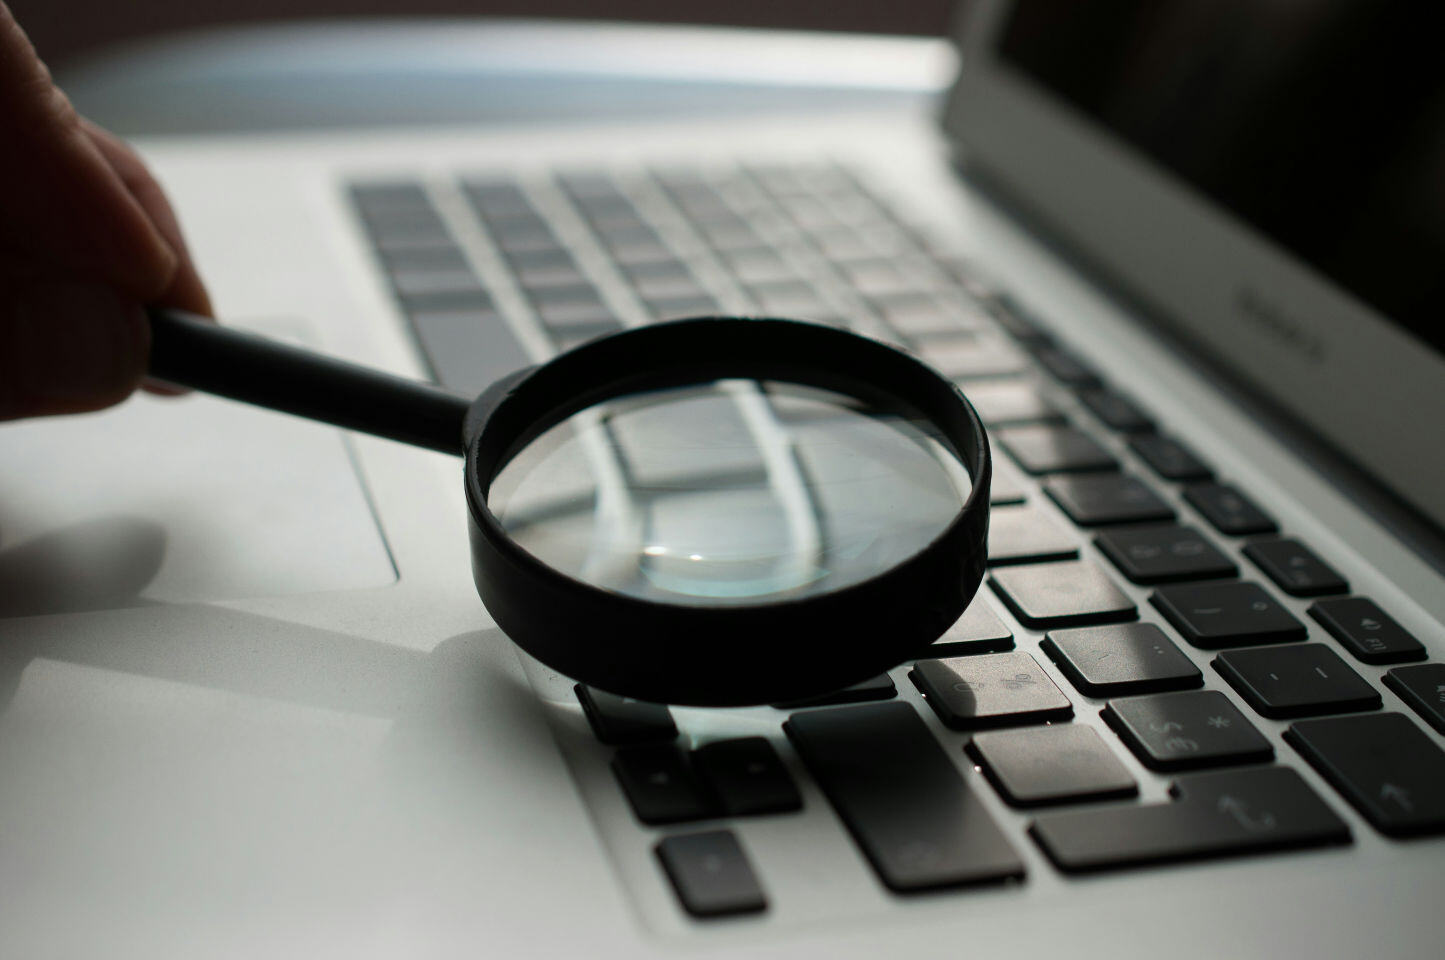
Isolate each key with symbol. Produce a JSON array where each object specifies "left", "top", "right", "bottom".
[
  {"left": 1152, "top": 581, "right": 1305, "bottom": 648},
  {"left": 1285, "top": 712, "right": 1445, "bottom": 837},
  {"left": 1103, "top": 690, "right": 1272, "bottom": 770},
  {"left": 1213, "top": 644, "right": 1381, "bottom": 719},
  {"left": 1308, "top": 597, "right": 1426, "bottom": 665},
  {"left": 912, "top": 652, "right": 1074, "bottom": 729},
  {"left": 1030, "top": 765, "right": 1350, "bottom": 872},
  {"left": 1383, "top": 664, "right": 1445, "bottom": 734}
]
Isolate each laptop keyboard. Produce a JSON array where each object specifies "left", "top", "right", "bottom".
[{"left": 348, "top": 162, "right": 1444, "bottom": 919}]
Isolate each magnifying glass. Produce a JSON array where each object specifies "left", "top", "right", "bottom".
[{"left": 147, "top": 309, "right": 991, "bottom": 706}]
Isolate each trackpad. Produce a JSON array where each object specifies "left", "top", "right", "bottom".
[{"left": 0, "top": 321, "right": 397, "bottom": 617}]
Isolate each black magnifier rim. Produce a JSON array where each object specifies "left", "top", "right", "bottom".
[{"left": 463, "top": 317, "right": 991, "bottom": 706}]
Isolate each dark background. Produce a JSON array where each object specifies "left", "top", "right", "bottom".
[{"left": 12, "top": 1, "right": 956, "bottom": 66}]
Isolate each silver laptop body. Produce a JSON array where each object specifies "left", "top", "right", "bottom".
[{"left": 3, "top": 2, "right": 1441, "bottom": 957}]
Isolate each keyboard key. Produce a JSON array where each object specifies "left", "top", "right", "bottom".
[
  {"left": 1103, "top": 690, "right": 1273, "bottom": 771},
  {"left": 875, "top": 294, "right": 980, "bottom": 340},
  {"left": 1030, "top": 766, "right": 1349, "bottom": 872},
  {"left": 1041, "top": 623, "right": 1202, "bottom": 697},
  {"left": 1213, "top": 645, "right": 1381, "bottom": 719},
  {"left": 575, "top": 684, "right": 677, "bottom": 745},
  {"left": 1033, "top": 345, "right": 1101, "bottom": 387},
  {"left": 1309, "top": 597, "right": 1427, "bottom": 665},
  {"left": 1151, "top": 582, "right": 1306, "bottom": 649},
  {"left": 1044, "top": 473, "right": 1174, "bottom": 526},
  {"left": 691, "top": 738, "right": 801, "bottom": 816},
  {"left": 912, "top": 652, "right": 1073, "bottom": 729},
  {"left": 982, "top": 293, "right": 1052, "bottom": 344},
  {"left": 990, "top": 560, "right": 1137, "bottom": 628},
  {"left": 1129, "top": 434, "right": 1213, "bottom": 481},
  {"left": 986, "top": 504, "right": 1078, "bottom": 565},
  {"left": 1383, "top": 664, "right": 1445, "bottom": 734},
  {"left": 1094, "top": 524, "right": 1237, "bottom": 584},
  {"left": 960, "top": 380, "right": 1063, "bottom": 427},
  {"left": 967, "top": 724, "right": 1137, "bottom": 807},
  {"left": 996, "top": 425, "right": 1118, "bottom": 475},
  {"left": 656, "top": 831, "right": 767, "bottom": 917},
  {"left": 613, "top": 745, "right": 715, "bottom": 825},
  {"left": 1243, "top": 538, "right": 1348, "bottom": 597},
  {"left": 926, "top": 598, "right": 1015, "bottom": 657},
  {"left": 785, "top": 703, "right": 1025, "bottom": 891},
  {"left": 1184, "top": 482, "right": 1277, "bottom": 536},
  {"left": 408, "top": 307, "right": 532, "bottom": 396},
  {"left": 773, "top": 675, "right": 896, "bottom": 709},
  {"left": 1079, "top": 389, "right": 1154, "bottom": 433},
  {"left": 1285, "top": 713, "right": 1445, "bottom": 837}
]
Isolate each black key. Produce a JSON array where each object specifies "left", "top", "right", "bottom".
[
  {"left": 613, "top": 745, "right": 715, "bottom": 825},
  {"left": 575, "top": 683, "right": 677, "bottom": 745},
  {"left": 912, "top": 652, "right": 1073, "bottom": 729},
  {"left": 408, "top": 307, "right": 532, "bottom": 396},
  {"left": 785, "top": 703, "right": 1025, "bottom": 891},
  {"left": 656, "top": 831, "right": 767, "bottom": 917},
  {"left": 986, "top": 504, "right": 1078, "bottom": 565},
  {"left": 1184, "top": 483, "right": 1277, "bottom": 536},
  {"left": 1129, "top": 434, "right": 1213, "bottom": 482},
  {"left": 1044, "top": 473, "right": 1174, "bottom": 526},
  {"left": 1243, "top": 538, "right": 1348, "bottom": 597},
  {"left": 961, "top": 380, "right": 1064, "bottom": 427},
  {"left": 1030, "top": 766, "right": 1349, "bottom": 872},
  {"left": 1033, "top": 345, "right": 1101, "bottom": 387},
  {"left": 1094, "top": 524, "right": 1237, "bottom": 584},
  {"left": 927, "top": 598, "right": 1015, "bottom": 657},
  {"left": 1213, "top": 645, "right": 1381, "bottom": 719},
  {"left": 1285, "top": 713, "right": 1445, "bottom": 837},
  {"left": 1383, "top": 664, "right": 1445, "bottom": 734},
  {"left": 990, "top": 560, "right": 1137, "bottom": 629},
  {"left": 1151, "top": 582, "right": 1306, "bottom": 649},
  {"left": 1041, "top": 623, "right": 1202, "bottom": 697},
  {"left": 1309, "top": 597, "right": 1427, "bottom": 665},
  {"left": 967, "top": 724, "right": 1136, "bottom": 807},
  {"left": 772, "top": 675, "right": 896, "bottom": 709},
  {"left": 1079, "top": 389, "right": 1154, "bottom": 433},
  {"left": 691, "top": 738, "right": 801, "bottom": 816},
  {"left": 1129, "top": 434, "right": 1213, "bottom": 481},
  {"left": 997, "top": 425, "right": 1118, "bottom": 475},
  {"left": 1104, "top": 690, "right": 1273, "bottom": 771}
]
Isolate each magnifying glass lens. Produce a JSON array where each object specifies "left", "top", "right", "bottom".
[{"left": 488, "top": 380, "right": 971, "bottom": 607}]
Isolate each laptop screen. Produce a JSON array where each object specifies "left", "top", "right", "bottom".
[{"left": 995, "top": 0, "right": 1444, "bottom": 358}]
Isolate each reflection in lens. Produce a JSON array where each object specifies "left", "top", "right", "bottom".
[{"left": 487, "top": 380, "right": 971, "bottom": 607}]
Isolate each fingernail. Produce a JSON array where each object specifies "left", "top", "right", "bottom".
[{"left": 10, "top": 283, "right": 147, "bottom": 407}]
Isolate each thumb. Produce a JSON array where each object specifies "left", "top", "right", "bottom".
[{"left": 0, "top": 280, "right": 150, "bottom": 420}]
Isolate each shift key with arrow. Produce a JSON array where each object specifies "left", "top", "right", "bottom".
[
  {"left": 1284, "top": 712, "right": 1445, "bottom": 837},
  {"left": 1030, "top": 766, "right": 1349, "bottom": 872}
]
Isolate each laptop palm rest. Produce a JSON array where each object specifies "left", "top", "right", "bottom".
[{"left": 0, "top": 321, "right": 397, "bottom": 617}]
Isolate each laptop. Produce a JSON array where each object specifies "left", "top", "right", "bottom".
[{"left": 3, "top": 1, "right": 1442, "bottom": 956}]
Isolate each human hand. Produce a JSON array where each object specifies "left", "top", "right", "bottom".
[{"left": 1, "top": 2, "right": 212, "bottom": 421}]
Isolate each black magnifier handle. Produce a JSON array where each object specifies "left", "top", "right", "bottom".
[{"left": 146, "top": 307, "right": 472, "bottom": 455}]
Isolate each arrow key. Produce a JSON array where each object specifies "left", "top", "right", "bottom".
[{"left": 1285, "top": 713, "right": 1445, "bottom": 837}]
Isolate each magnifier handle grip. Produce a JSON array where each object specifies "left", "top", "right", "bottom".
[{"left": 146, "top": 307, "right": 471, "bottom": 455}]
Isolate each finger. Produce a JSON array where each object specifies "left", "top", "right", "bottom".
[
  {"left": 0, "top": 5, "right": 177, "bottom": 300},
  {"left": 0, "top": 271, "right": 149, "bottom": 421},
  {"left": 81, "top": 120, "right": 213, "bottom": 318},
  {"left": 80, "top": 121, "right": 215, "bottom": 396}
]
